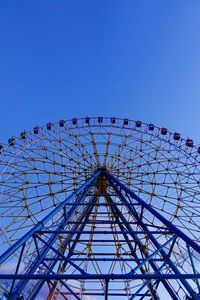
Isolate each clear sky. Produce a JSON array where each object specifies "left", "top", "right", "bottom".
[{"left": 0, "top": 1, "right": 200, "bottom": 144}]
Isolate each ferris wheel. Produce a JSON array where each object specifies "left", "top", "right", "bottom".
[{"left": 0, "top": 116, "right": 200, "bottom": 300}]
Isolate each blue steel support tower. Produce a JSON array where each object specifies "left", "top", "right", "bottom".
[{"left": 0, "top": 117, "right": 200, "bottom": 299}]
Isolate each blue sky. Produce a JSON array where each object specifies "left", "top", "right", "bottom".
[{"left": 0, "top": 1, "right": 200, "bottom": 144}]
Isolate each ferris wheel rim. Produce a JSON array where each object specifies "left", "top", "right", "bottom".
[{"left": 0, "top": 116, "right": 199, "bottom": 154}]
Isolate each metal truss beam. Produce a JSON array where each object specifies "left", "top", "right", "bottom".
[{"left": 0, "top": 169, "right": 200, "bottom": 300}]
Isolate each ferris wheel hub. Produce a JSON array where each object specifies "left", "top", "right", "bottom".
[{"left": 96, "top": 166, "right": 107, "bottom": 171}]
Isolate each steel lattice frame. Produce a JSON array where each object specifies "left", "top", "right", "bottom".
[{"left": 0, "top": 116, "right": 200, "bottom": 300}]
